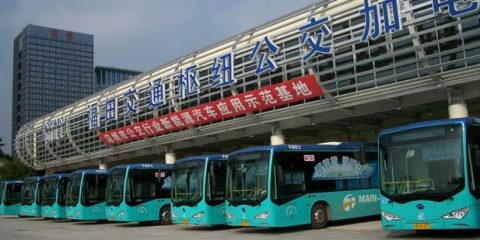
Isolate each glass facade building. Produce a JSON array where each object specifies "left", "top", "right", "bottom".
[
  {"left": 94, "top": 66, "right": 141, "bottom": 93},
  {"left": 12, "top": 25, "right": 94, "bottom": 149}
]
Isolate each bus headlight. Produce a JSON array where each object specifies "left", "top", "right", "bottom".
[
  {"left": 226, "top": 211, "right": 235, "bottom": 219},
  {"left": 117, "top": 210, "right": 124, "bottom": 217},
  {"left": 442, "top": 207, "right": 469, "bottom": 220},
  {"left": 381, "top": 211, "right": 401, "bottom": 221},
  {"left": 254, "top": 211, "right": 270, "bottom": 220},
  {"left": 192, "top": 211, "right": 204, "bottom": 218}
]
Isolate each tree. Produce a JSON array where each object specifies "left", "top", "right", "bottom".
[
  {"left": 0, "top": 137, "right": 4, "bottom": 156},
  {"left": 0, "top": 156, "right": 36, "bottom": 180}
]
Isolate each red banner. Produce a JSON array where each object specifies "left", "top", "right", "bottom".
[{"left": 99, "top": 74, "right": 323, "bottom": 145}]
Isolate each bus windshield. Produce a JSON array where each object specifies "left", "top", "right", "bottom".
[
  {"left": 380, "top": 124, "right": 464, "bottom": 203},
  {"left": 106, "top": 168, "right": 126, "bottom": 206},
  {"left": 126, "top": 169, "right": 171, "bottom": 206},
  {"left": 82, "top": 174, "right": 108, "bottom": 206},
  {"left": 172, "top": 160, "right": 205, "bottom": 206},
  {"left": 66, "top": 174, "right": 81, "bottom": 206},
  {"left": 42, "top": 178, "right": 58, "bottom": 206},
  {"left": 227, "top": 151, "right": 270, "bottom": 206},
  {"left": 5, "top": 183, "right": 22, "bottom": 206},
  {"left": 21, "top": 180, "right": 37, "bottom": 205},
  {"left": 0, "top": 182, "right": 4, "bottom": 205}
]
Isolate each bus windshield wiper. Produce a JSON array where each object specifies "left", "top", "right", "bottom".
[{"left": 426, "top": 191, "right": 453, "bottom": 201}]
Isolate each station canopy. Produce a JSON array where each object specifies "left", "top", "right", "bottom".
[{"left": 15, "top": 0, "right": 480, "bottom": 171}]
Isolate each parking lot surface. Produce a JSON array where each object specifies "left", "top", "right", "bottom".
[{"left": 1, "top": 215, "right": 479, "bottom": 239}]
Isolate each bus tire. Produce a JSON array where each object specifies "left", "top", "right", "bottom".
[
  {"left": 310, "top": 204, "right": 328, "bottom": 229},
  {"left": 159, "top": 206, "right": 171, "bottom": 225}
]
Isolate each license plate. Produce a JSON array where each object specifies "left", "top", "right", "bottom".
[
  {"left": 240, "top": 221, "right": 250, "bottom": 227},
  {"left": 181, "top": 219, "right": 188, "bottom": 224},
  {"left": 413, "top": 223, "right": 431, "bottom": 230}
]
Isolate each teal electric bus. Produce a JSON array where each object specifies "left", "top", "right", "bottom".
[
  {"left": 66, "top": 169, "right": 109, "bottom": 220},
  {"left": 171, "top": 154, "right": 228, "bottom": 226},
  {"left": 226, "top": 142, "right": 379, "bottom": 228},
  {"left": 20, "top": 176, "right": 44, "bottom": 217},
  {"left": 41, "top": 174, "right": 69, "bottom": 219},
  {"left": 379, "top": 117, "right": 480, "bottom": 230},
  {"left": 0, "top": 181, "right": 22, "bottom": 215},
  {"left": 105, "top": 164, "right": 172, "bottom": 224}
]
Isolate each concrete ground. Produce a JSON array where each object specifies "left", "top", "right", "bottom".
[{"left": 0, "top": 215, "right": 479, "bottom": 240}]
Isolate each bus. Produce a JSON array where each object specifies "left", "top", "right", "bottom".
[
  {"left": 105, "top": 163, "right": 172, "bottom": 224},
  {"left": 66, "top": 169, "right": 109, "bottom": 221},
  {"left": 379, "top": 117, "right": 480, "bottom": 230},
  {"left": 171, "top": 154, "right": 228, "bottom": 226},
  {"left": 0, "top": 181, "right": 22, "bottom": 215},
  {"left": 225, "top": 142, "right": 379, "bottom": 228},
  {"left": 20, "top": 176, "right": 44, "bottom": 217},
  {"left": 41, "top": 174, "right": 69, "bottom": 219}
]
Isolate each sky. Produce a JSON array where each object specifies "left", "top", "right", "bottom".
[{"left": 0, "top": 0, "right": 318, "bottom": 155}]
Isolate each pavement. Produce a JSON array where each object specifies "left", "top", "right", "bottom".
[{"left": 0, "top": 215, "right": 479, "bottom": 240}]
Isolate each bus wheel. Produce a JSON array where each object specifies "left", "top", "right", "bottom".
[
  {"left": 159, "top": 206, "right": 171, "bottom": 225},
  {"left": 310, "top": 204, "right": 327, "bottom": 229}
]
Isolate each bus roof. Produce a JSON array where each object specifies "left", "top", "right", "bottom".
[
  {"left": 176, "top": 154, "right": 229, "bottom": 164},
  {"left": 70, "top": 169, "right": 109, "bottom": 175},
  {"left": 230, "top": 142, "right": 376, "bottom": 156},
  {"left": 110, "top": 163, "right": 173, "bottom": 170},
  {"left": 379, "top": 117, "right": 479, "bottom": 136},
  {"left": 22, "top": 176, "right": 45, "bottom": 182},
  {"left": 2, "top": 180, "right": 22, "bottom": 184},
  {"left": 43, "top": 174, "right": 70, "bottom": 180}
]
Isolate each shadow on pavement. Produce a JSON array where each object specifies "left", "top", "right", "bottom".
[
  {"left": 49, "top": 219, "right": 75, "bottom": 223},
  {"left": 233, "top": 215, "right": 381, "bottom": 234},
  {"left": 25, "top": 218, "right": 50, "bottom": 221},
  {"left": 387, "top": 230, "right": 480, "bottom": 239},
  {"left": 329, "top": 215, "right": 380, "bottom": 227},
  {"left": 0, "top": 216, "right": 21, "bottom": 219},
  {"left": 236, "top": 225, "right": 309, "bottom": 234},
  {"left": 114, "top": 222, "right": 170, "bottom": 228},
  {"left": 72, "top": 220, "right": 111, "bottom": 225},
  {"left": 177, "top": 225, "right": 238, "bottom": 231}
]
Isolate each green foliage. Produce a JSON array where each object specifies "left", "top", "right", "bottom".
[{"left": 0, "top": 155, "right": 37, "bottom": 181}]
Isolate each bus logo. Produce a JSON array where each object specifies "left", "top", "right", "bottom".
[
  {"left": 343, "top": 194, "right": 356, "bottom": 212},
  {"left": 137, "top": 207, "right": 147, "bottom": 215},
  {"left": 285, "top": 205, "right": 297, "bottom": 217}
]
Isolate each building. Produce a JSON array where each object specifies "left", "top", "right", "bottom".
[
  {"left": 12, "top": 25, "right": 94, "bottom": 151},
  {"left": 94, "top": 66, "right": 142, "bottom": 93},
  {"left": 14, "top": 0, "right": 480, "bottom": 171}
]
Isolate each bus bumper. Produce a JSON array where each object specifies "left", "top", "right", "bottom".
[{"left": 172, "top": 205, "right": 226, "bottom": 226}]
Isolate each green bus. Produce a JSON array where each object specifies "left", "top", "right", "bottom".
[
  {"left": 226, "top": 143, "right": 379, "bottom": 228},
  {"left": 66, "top": 169, "right": 109, "bottom": 220},
  {"left": 19, "top": 176, "right": 44, "bottom": 217},
  {"left": 0, "top": 181, "right": 22, "bottom": 215},
  {"left": 379, "top": 117, "right": 480, "bottom": 230},
  {"left": 105, "top": 163, "right": 172, "bottom": 223},
  {"left": 171, "top": 154, "right": 228, "bottom": 226},
  {"left": 41, "top": 174, "right": 69, "bottom": 219}
]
